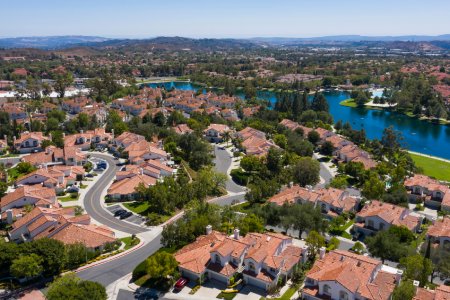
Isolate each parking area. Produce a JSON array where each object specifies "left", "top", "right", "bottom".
[{"left": 106, "top": 204, "right": 146, "bottom": 226}]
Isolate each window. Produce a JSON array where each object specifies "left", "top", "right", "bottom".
[
  {"left": 323, "top": 284, "right": 331, "bottom": 295},
  {"left": 339, "top": 291, "right": 348, "bottom": 300},
  {"left": 215, "top": 254, "right": 221, "bottom": 264},
  {"left": 368, "top": 219, "right": 374, "bottom": 228},
  {"left": 25, "top": 141, "right": 30, "bottom": 147},
  {"left": 249, "top": 262, "right": 255, "bottom": 271},
  {"left": 379, "top": 223, "right": 385, "bottom": 231}
]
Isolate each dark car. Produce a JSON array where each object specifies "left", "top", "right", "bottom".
[
  {"left": 173, "top": 277, "right": 188, "bottom": 291},
  {"left": 85, "top": 173, "right": 94, "bottom": 178},
  {"left": 120, "top": 211, "right": 133, "bottom": 219},
  {"left": 114, "top": 209, "right": 127, "bottom": 217}
]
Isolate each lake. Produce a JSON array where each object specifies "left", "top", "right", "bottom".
[{"left": 148, "top": 82, "right": 450, "bottom": 160}]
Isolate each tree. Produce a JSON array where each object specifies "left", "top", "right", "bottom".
[
  {"left": 365, "top": 230, "right": 411, "bottom": 263},
  {"left": 328, "top": 237, "right": 340, "bottom": 251},
  {"left": 292, "top": 157, "right": 320, "bottom": 187},
  {"left": 381, "top": 126, "right": 403, "bottom": 158},
  {"left": 305, "top": 230, "right": 325, "bottom": 261},
  {"left": 54, "top": 73, "right": 73, "bottom": 98},
  {"left": 146, "top": 252, "right": 179, "bottom": 281},
  {"left": 10, "top": 254, "right": 43, "bottom": 279},
  {"left": 240, "top": 155, "right": 263, "bottom": 173},
  {"left": 307, "top": 130, "right": 320, "bottom": 145},
  {"left": 400, "top": 254, "right": 432, "bottom": 287},
  {"left": 392, "top": 281, "right": 415, "bottom": 300},
  {"left": 320, "top": 141, "right": 335, "bottom": 156},
  {"left": 311, "top": 93, "right": 329, "bottom": 112},
  {"left": 26, "top": 238, "right": 66, "bottom": 276},
  {"left": 351, "top": 242, "right": 365, "bottom": 254},
  {"left": 362, "top": 173, "right": 385, "bottom": 199},
  {"left": 47, "top": 273, "right": 107, "bottom": 300}
]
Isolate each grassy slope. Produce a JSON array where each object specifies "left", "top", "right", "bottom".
[{"left": 410, "top": 153, "right": 450, "bottom": 182}]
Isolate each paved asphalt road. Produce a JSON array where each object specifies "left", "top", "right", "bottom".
[
  {"left": 78, "top": 149, "right": 246, "bottom": 289},
  {"left": 213, "top": 145, "right": 245, "bottom": 194},
  {"left": 84, "top": 153, "right": 148, "bottom": 234}
]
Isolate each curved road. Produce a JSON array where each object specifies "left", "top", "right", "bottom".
[
  {"left": 78, "top": 148, "right": 247, "bottom": 288},
  {"left": 83, "top": 153, "right": 148, "bottom": 234}
]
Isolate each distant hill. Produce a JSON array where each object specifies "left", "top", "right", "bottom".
[
  {"left": 252, "top": 35, "right": 450, "bottom": 44},
  {"left": 0, "top": 36, "right": 111, "bottom": 49}
]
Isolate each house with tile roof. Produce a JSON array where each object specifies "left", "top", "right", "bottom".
[
  {"left": 268, "top": 185, "right": 360, "bottom": 218},
  {"left": 172, "top": 124, "right": 193, "bottom": 135},
  {"left": 204, "top": 124, "right": 231, "bottom": 143},
  {"left": 111, "top": 131, "right": 146, "bottom": 152},
  {"left": 8, "top": 206, "right": 116, "bottom": 250},
  {"left": 107, "top": 171, "right": 157, "bottom": 201},
  {"left": 64, "top": 128, "right": 113, "bottom": 151},
  {"left": 302, "top": 249, "right": 402, "bottom": 300},
  {"left": 13, "top": 131, "right": 50, "bottom": 154},
  {"left": 174, "top": 226, "right": 305, "bottom": 292},
  {"left": 0, "top": 185, "right": 57, "bottom": 217},
  {"left": 236, "top": 127, "right": 277, "bottom": 157},
  {"left": 426, "top": 217, "right": 450, "bottom": 249},
  {"left": 404, "top": 174, "right": 450, "bottom": 211},
  {"left": 353, "top": 200, "right": 422, "bottom": 237},
  {"left": 413, "top": 284, "right": 450, "bottom": 300},
  {"left": 22, "top": 146, "right": 87, "bottom": 167}
]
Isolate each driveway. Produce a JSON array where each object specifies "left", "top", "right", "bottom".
[{"left": 234, "top": 285, "right": 266, "bottom": 300}]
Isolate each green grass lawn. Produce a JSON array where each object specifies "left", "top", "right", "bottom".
[
  {"left": 58, "top": 193, "right": 80, "bottom": 202},
  {"left": 339, "top": 98, "right": 358, "bottom": 108},
  {"left": 217, "top": 291, "right": 237, "bottom": 300},
  {"left": 120, "top": 236, "right": 141, "bottom": 250},
  {"left": 123, "top": 201, "right": 150, "bottom": 215},
  {"left": 410, "top": 153, "right": 450, "bottom": 181}
]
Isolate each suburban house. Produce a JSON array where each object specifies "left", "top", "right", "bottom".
[
  {"left": 404, "top": 174, "right": 450, "bottom": 211},
  {"left": 15, "top": 166, "right": 85, "bottom": 193},
  {"left": 61, "top": 97, "right": 92, "bottom": 114},
  {"left": 204, "top": 124, "right": 231, "bottom": 143},
  {"left": 353, "top": 200, "right": 422, "bottom": 237},
  {"left": 111, "top": 131, "right": 146, "bottom": 153},
  {"left": 64, "top": 128, "right": 113, "bottom": 151},
  {"left": 236, "top": 127, "right": 277, "bottom": 157},
  {"left": 302, "top": 249, "right": 402, "bottom": 300},
  {"left": 335, "top": 144, "right": 377, "bottom": 170},
  {"left": 0, "top": 185, "right": 57, "bottom": 222},
  {"left": 413, "top": 285, "right": 450, "bottom": 300},
  {"left": 22, "top": 146, "right": 87, "bottom": 167},
  {"left": 426, "top": 217, "right": 450, "bottom": 249},
  {"left": 1, "top": 103, "right": 27, "bottom": 121},
  {"left": 123, "top": 140, "right": 168, "bottom": 164},
  {"left": 13, "top": 132, "right": 50, "bottom": 154},
  {"left": 8, "top": 206, "right": 116, "bottom": 250},
  {"left": 172, "top": 124, "right": 193, "bottom": 135},
  {"left": 268, "top": 185, "right": 360, "bottom": 218},
  {"left": 174, "top": 226, "right": 305, "bottom": 292},
  {"left": 107, "top": 171, "right": 156, "bottom": 201}
]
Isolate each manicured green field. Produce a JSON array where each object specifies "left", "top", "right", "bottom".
[
  {"left": 410, "top": 153, "right": 450, "bottom": 181},
  {"left": 339, "top": 98, "right": 358, "bottom": 107},
  {"left": 123, "top": 201, "right": 150, "bottom": 215}
]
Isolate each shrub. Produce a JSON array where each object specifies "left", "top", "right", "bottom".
[
  {"left": 132, "top": 259, "right": 148, "bottom": 280},
  {"left": 230, "top": 168, "right": 249, "bottom": 185}
]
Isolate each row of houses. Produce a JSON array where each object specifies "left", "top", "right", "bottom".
[
  {"left": 280, "top": 119, "right": 377, "bottom": 170},
  {"left": 106, "top": 131, "right": 176, "bottom": 201},
  {"left": 404, "top": 174, "right": 450, "bottom": 212},
  {"left": 174, "top": 226, "right": 305, "bottom": 292},
  {"left": 174, "top": 224, "right": 450, "bottom": 299}
]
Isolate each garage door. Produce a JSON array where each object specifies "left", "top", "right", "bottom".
[
  {"left": 209, "top": 271, "right": 228, "bottom": 285},
  {"left": 245, "top": 275, "right": 267, "bottom": 290}
]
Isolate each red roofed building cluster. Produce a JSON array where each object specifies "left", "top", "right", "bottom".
[
  {"left": 302, "top": 249, "right": 402, "bottom": 300},
  {"left": 427, "top": 217, "right": 450, "bottom": 249},
  {"left": 236, "top": 127, "right": 277, "bottom": 157},
  {"left": 404, "top": 174, "right": 450, "bottom": 212},
  {"left": 174, "top": 226, "right": 305, "bottom": 292},
  {"left": 268, "top": 185, "right": 360, "bottom": 218},
  {"left": 353, "top": 200, "right": 422, "bottom": 236}
]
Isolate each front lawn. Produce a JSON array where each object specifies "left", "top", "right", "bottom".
[
  {"left": 120, "top": 236, "right": 141, "bottom": 250},
  {"left": 217, "top": 291, "right": 237, "bottom": 300},
  {"left": 123, "top": 201, "right": 150, "bottom": 215},
  {"left": 58, "top": 193, "right": 80, "bottom": 202},
  {"left": 410, "top": 153, "right": 450, "bottom": 181}
]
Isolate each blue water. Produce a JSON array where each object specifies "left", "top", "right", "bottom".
[{"left": 148, "top": 82, "right": 450, "bottom": 159}]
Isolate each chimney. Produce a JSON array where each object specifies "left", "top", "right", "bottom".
[
  {"left": 13, "top": 136, "right": 16, "bottom": 141},
  {"left": 413, "top": 280, "right": 420, "bottom": 291},
  {"left": 6, "top": 209, "right": 13, "bottom": 224},
  {"left": 80, "top": 130, "right": 83, "bottom": 134},
  {"left": 111, "top": 129, "right": 114, "bottom": 139},
  {"left": 233, "top": 228, "right": 240, "bottom": 240},
  {"left": 395, "top": 270, "right": 404, "bottom": 285},
  {"left": 62, "top": 132, "right": 65, "bottom": 138},
  {"left": 319, "top": 247, "right": 326, "bottom": 259},
  {"left": 306, "top": 185, "right": 312, "bottom": 191},
  {"left": 206, "top": 224, "right": 212, "bottom": 235},
  {"left": 3, "top": 135, "right": 6, "bottom": 142}
]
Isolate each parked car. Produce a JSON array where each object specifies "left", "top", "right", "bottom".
[
  {"left": 66, "top": 186, "right": 80, "bottom": 193},
  {"left": 119, "top": 211, "right": 133, "bottom": 219},
  {"left": 174, "top": 277, "right": 188, "bottom": 291},
  {"left": 85, "top": 173, "right": 94, "bottom": 178},
  {"left": 114, "top": 209, "right": 127, "bottom": 217}
]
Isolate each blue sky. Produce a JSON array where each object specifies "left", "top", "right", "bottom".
[{"left": 2, "top": 0, "right": 449, "bottom": 38}]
